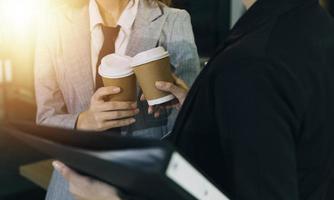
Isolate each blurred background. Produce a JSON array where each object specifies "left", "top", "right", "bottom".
[{"left": 0, "top": 0, "right": 332, "bottom": 199}]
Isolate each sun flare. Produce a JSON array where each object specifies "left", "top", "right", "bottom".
[{"left": 0, "top": 0, "right": 46, "bottom": 37}]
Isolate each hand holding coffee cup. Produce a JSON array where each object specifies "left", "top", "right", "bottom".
[
  {"left": 131, "top": 47, "right": 175, "bottom": 106},
  {"left": 141, "top": 74, "right": 189, "bottom": 118},
  {"left": 76, "top": 86, "right": 139, "bottom": 132},
  {"left": 76, "top": 54, "right": 139, "bottom": 132}
]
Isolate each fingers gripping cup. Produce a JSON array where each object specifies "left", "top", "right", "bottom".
[
  {"left": 99, "top": 54, "right": 137, "bottom": 101},
  {"left": 131, "top": 47, "right": 175, "bottom": 106}
]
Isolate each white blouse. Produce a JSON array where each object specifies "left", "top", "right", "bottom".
[{"left": 89, "top": 0, "right": 139, "bottom": 85}]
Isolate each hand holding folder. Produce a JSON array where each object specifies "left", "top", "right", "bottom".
[{"left": 2, "top": 122, "right": 229, "bottom": 200}]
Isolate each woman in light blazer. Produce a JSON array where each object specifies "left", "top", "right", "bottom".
[{"left": 35, "top": 0, "right": 200, "bottom": 199}]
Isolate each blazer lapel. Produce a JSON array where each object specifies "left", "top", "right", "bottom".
[
  {"left": 61, "top": 6, "right": 95, "bottom": 100},
  {"left": 58, "top": 1, "right": 166, "bottom": 105},
  {"left": 126, "top": 0, "right": 166, "bottom": 57}
]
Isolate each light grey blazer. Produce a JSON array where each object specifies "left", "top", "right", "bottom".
[{"left": 35, "top": 0, "right": 200, "bottom": 138}]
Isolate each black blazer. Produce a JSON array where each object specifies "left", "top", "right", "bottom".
[{"left": 170, "top": 0, "right": 334, "bottom": 199}]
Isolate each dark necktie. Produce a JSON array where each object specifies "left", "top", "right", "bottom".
[
  {"left": 95, "top": 25, "right": 121, "bottom": 90},
  {"left": 96, "top": 25, "right": 122, "bottom": 135}
]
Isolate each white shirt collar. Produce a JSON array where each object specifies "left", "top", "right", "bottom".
[{"left": 89, "top": 0, "right": 139, "bottom": 32}]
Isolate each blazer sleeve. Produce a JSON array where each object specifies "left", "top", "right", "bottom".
[
  {"left": 34, "top": 19, "right": 79, "bottom": 129},
  {"left": 165, "top": 10, "right": 201, "bottom": 132},
  {"left": 214, "top": 59, "right": 304, "bottom": 199},
  {"left": 166, "top": 10, "right": 201, "bottom": 86}
]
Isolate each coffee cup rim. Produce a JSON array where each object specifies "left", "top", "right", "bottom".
[{"left": 147, "top": 94, "right": 175, "bottom": 106}]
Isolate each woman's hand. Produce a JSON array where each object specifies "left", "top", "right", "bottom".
[
  {"left": 77, "top": 86, "right": 139, "bottom": 131},
  {"left": 53, "top": 161, "right": 122, "bottom": 200},
  {"left": 141, "top": 75, "right": 189, "bottom": 118}
]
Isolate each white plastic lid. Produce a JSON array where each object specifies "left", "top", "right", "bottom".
[
  {"left": 99, "top": 54, "right": 133, "bottom": 78},
  {"left": 131, "top": 47, "right": 169, "bottom": 67}
]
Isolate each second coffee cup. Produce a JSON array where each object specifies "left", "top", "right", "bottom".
[
  {"left": 131, "top": 47, "right": 175, "bottom": 106},
  {"left": 99, "top": 54, "right": 137, "bottom": 101}
]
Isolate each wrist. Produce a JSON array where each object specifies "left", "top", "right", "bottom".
[{"left": 76, "top": 111, "right": 87, "bottom": 130}]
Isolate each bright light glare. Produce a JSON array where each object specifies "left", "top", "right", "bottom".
[{"left": 1, "top": 0, "right": 44, "bottom": 35}]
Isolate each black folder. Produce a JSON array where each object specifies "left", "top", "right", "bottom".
[{"left": 2, "top": 122, "right": 229, "bottom": 200}]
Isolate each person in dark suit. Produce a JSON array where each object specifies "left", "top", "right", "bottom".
[
  {"left": 170, "top": 0, "right": 334, "bottom": 199},
  {"left": 52, "top": 0, "right": 334, "bottom": 199}
]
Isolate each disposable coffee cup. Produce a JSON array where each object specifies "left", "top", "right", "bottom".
[
  {"left": 131, "top": 47, "right": 175, "bottom": 106},
  {"left": 99, "top": 54, "right": 137, "bottom": 101}
]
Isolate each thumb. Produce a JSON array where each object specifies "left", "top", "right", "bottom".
[
  {"left": 52, "top": 161, "right": 80, "bottom": 184},
  {"left": 93, "top": 86, "right": 121, "bottom": 102},
  {"left": 172, "top": 74, "right": 189, "bottom": 91},
  {"left": 53, "top": 161, "right": 71, "bottom": 180},
  {"left": 155, "top": 81, "right": 185, "bottom": 100}
]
